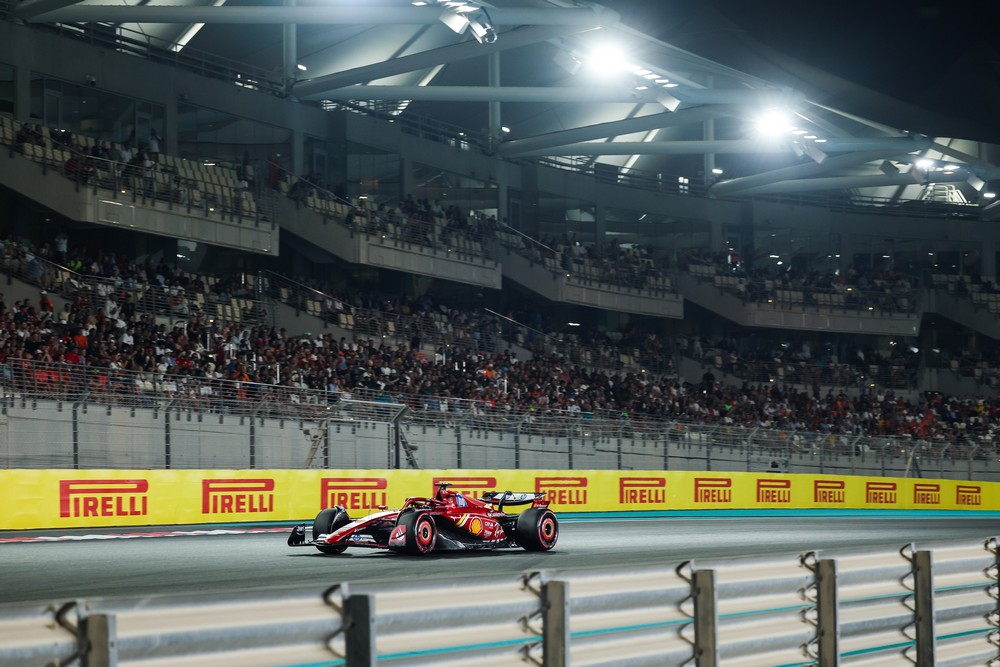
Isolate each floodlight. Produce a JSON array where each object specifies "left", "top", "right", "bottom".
[
  {"left": 439, "top": 8, "right": 470, "bottom": 34},
  {"left": 586, "top": 44, "right": 631, "bottom": 76},
  {"left": 656, "top": 91, "right": 681, "bottom": 112},
  {"left": 967, "top": 174, "right": 986, "bottom": 191},
  {"left": 753, "top": 109, "right": 793, "bottom": 137},
  {"left": 466, "top": 8, "right": 496, "bottom": 43},
  {"left": 802, "top": 142, "right": 827, "bottom": 164},
  {"left": 553, "top": 50, "right": 581, "bottom": 75}
]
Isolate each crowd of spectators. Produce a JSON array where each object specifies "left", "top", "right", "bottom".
[
  {"left": 684, "top": 335, "right": 920, "bottom": 390},
  {"left": 0, "top": 290, "right": 997, "bottom": 459},
  {"left": 0, "top": 237, "right": 264, "bottom": 323},
  {"left": 0, "top": 234, "right": 998, "bottom": 458},
  {"left": 501, "top": 231, "right": 671, "bottom": 292},
  {"left": 15, "top": 122, "right": 164, "bottom": 195},
  {"left": 687, "top": 249, "right": 916, "bottom": 312}
]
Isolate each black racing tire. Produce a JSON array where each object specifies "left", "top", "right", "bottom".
[
  {"left": 516, "top": 508, "right": 558, "bottom": 551},
  {"left": 398, "top": 511, "right": 437, "bottom": 555},
  {"left": 313, "top": 506, "right": 351, "bottom": 555}
]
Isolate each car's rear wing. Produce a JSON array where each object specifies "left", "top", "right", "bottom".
[{"left": 479, "top": 491, "right": 546, "bottom": 507}]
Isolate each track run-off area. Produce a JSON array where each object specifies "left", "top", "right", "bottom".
[{"left": 2, "top": 511, "right": 1000, "bottom": 604}]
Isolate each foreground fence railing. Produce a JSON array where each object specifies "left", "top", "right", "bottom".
[{"left": 3, "top": 536, "right": 998, "bottom": 666}]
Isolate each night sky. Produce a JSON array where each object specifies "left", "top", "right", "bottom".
[{"left": 603, "top": 0, "right": 1000, "bottom": 100}]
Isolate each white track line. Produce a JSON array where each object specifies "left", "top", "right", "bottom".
[{"left": 0, "top": 527, "right": 290, "bottom": 543}]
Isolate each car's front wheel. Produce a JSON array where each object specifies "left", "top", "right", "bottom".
[
  {"left": 313, "top": 506, "right": 351, "bottom": 554},
  {"left": 516, "top": 508, "right": 558, "bottom": 551}
]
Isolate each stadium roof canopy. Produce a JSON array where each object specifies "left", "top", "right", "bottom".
[{"left": 16, "top": 0, "right": 1000, "bottom": 208}]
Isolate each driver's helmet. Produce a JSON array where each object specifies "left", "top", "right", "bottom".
[{"left": 453, "top": 494, "right": 468, "bottom": 507}]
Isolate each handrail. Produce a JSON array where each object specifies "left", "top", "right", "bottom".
[
  {"left": 32, "top": 21, "right": 283, "bottom": 95},
  {"left": 2, "top": 536, "right": 995, "bottom": 666},
  {"left": 496, "top": 222, "right": 557, "bottom": 256}
]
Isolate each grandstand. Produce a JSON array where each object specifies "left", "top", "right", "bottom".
[{"left": 0, "top": 2, "right": 998, "bottom": 478}]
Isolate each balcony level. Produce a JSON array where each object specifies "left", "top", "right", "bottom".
[{"left": 0, "top": 119, "right": 276, "bottom": 255}]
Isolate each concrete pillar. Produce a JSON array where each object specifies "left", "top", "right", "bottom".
[
  {"left": 703, "top": 117, "right": 717, "bottom": 188},
  {"left": 710, "top": 218, "right": 723, "bottom": 253},
  {"left": 521, "top": 162, "right": 540, "bottom": 238},
  {"left": 495, "top": 165, "right": 509, "bottom": 225},
  {"left": 839, "top": 234, "right": 856, "bottom": 274},
  {"left": 164, "top": 94, "right": 178, "bottom": 156},
  {"left": 14, "top": 61, "right": 31, "bottom": 122},
  {"left": 399, "top": 156, "right": 413, "bottom": 200},
  {"left": 594, "top": 203, "right": 606, "bottom": 248},
  {"left": 981, "top": 240, "right": 997, "bottom": 282},
  {"left": 291, "top": 126, "right": 304, "bottom": 177},
  {"left": 488, "top": 52, "right": 501, "bottom": 154},
  {"left": 283, "top": 0, "right": 297, "bottom": 91}
]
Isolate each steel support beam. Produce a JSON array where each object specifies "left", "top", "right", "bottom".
[
  {"left": 294, "top": 25, "right": 585, "bottom": 96},
  {"left": 488, "top": 52, "right": 501, "bottom": 154},
  {"left": 283, "top": 0, "right": 296, "bottom": 90},
  {"left": 31, "top": 5, "right": 618, "bottom": 25},
  {"left": 673, "top": 88, "right": 802, "bottom": 106},
  {"left": 14, "top": 0, "right": 81, "bottom": 20},
  {"left": 731, "top": 170, "right": 981, "bottom": 195},
  {"left": 312, "top": 85, "right": 669, "bottom": 104},
  {"left": 511, "top": 139, "right": 793, "bottom": 158},
  {"left": 709, "top": 142, "right": 933, "bottom": 197},
  {"left": 498, "top": 106, "right": 731, "bottom": 156}
]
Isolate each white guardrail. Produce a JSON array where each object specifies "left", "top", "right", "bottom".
[{"left": 2, "top": 537, "right": 999, "bottom": 666}]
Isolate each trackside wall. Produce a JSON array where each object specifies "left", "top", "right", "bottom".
[{"left": 1, "top": 468, "right": 997, "bottom": 530}]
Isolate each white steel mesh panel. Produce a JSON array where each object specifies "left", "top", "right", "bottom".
[
  {"left": 328, "top": 421, "right": 391, "bottom": 468},
  {"left": 403, "top": 424, "right": 460, "bottom": 469},
  {"left": 77, "top": 407, "right": 170, "bottom": 469},
  {"left": 1, "top": 402, "right": 74, "bottom": 467},
  {"left": 551, "top": 566, "right": 694, "bottom": 666},
  {"left": 708, "top": 554, "right": 815, "bottom": 665}
]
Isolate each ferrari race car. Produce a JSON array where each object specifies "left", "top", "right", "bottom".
[{"left": 287, "top": 483, "right": 558, "bottom": 555}]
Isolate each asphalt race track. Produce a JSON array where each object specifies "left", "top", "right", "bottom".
[{"left": 1, "top": 515, "right": 999, "bottom": 604}]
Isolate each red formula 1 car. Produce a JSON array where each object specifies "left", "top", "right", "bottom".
[{"left": 287, "top": 482, "right": 559, "bottom": 555}]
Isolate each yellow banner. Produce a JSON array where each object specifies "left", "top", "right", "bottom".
[{"left": 0, "top": 469, "right": 996, "bottom": 530}]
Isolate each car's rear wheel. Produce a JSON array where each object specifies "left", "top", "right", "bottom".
[
  {"left": 313, "top": 506, "right": 351, "bottom": 554},
  {"left": 516, "top": 508, "right": 558, "bottom": 551},
  {"left": 398, "top": 511, "right": 437, "bottom": 555}
]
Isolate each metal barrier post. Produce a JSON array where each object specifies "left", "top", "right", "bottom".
[
  {"left": 817, "top": 558, "right": 840, "bottom": 666},
  {"left": 913, "top": 550, "right": 936, "bottom": 666},
  {"left": 344, "top": 594, "right": 375, "bottom": 666},
  {"left": 542, "top": 580, "right": 569, "bottom": 667},
  {"left": 693, "top": 569, "right": 718, "bottom": 667},
  {"left": 82, "top": 614, "right": 117, "bottom": 667}
]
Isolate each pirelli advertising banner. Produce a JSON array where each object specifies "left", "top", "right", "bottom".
[{"left": 0, "top": 469, "right": 997, "bottom": 530}]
